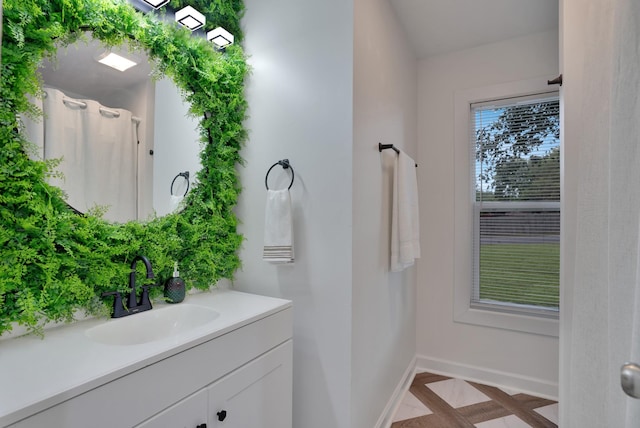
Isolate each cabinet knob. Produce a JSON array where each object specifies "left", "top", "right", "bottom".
[
  {"left": 196, "top": 424, "right": 207, "bottom": 428},
  {"left": 217, "top": 410, "right": 227, "bottom": 421}
]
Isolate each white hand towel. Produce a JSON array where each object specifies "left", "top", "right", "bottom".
[
  {"left": 263, "top": 189, "right": 294, "bottom": 264},
  {"left": 391, "top": 151, "right": 421, "bottom": 272},
  {"left": 169, "top": 195, "right": 183, "bottom": 213}
]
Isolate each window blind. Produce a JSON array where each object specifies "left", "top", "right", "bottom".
[{"left": 471, "top": 93, "right": 560, "bottom": 315}]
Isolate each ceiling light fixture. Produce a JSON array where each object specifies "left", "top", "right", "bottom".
[
  {"left": 141, "top": 0, "right": 170, "bottom": 9},
  {"left": 207, "top": 27, "right": 234, "bottom": 49},
  {"left": 96, "top": 52, "right": 138, "bottom": 72},
  {"left": 175, "top": 6, "right": 206, "bottom": 31}
]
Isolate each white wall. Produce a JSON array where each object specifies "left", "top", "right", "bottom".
[
  {"left": 237, "top": 1, "right": 354, "bottom": 427},
  {"left": 238, "top": 1, "right": 418, "bottom": 426},
  {"left": 416, "top": 30, "right": 560, "bottom": 396},
  {"left": 153, "top": 78, "right": 201, "bottom": 217},
  {"left": 352, "top": 0, "right": 418, "bottom": 426}
]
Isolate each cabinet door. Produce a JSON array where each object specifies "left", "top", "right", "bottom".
[
  {"left": 208, "top": 340, "right": 292, "bottom": 428},
  {"left": 136, "top": 388, "right": 207, "bottom": 428}
]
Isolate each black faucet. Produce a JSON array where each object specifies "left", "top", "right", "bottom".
[
  {"left": 103, "top": 255, "right": 156, "bottom": 318},
  {"left": 127, "top": 255, "right": 155, "bottom": 313}
]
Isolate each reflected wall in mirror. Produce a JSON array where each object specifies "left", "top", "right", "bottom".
[
  {"left": 27, "top": 34, "right": 201, "bottom": 222},
  {"left": 0, "top": 0, "right": 248, "bottom": 335}
]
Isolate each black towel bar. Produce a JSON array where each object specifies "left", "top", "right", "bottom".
[
  {"left": 547, "top": 74, "right": 563, "bottom": 86},
  {"left": 170, "top": 171, "right": 190, "bottom": 196},
  {"left": 265, "top": 159, "right": 295, "bottom": 190},
  {"left": 378, "top": 143, "right": 418, "bottom": 167},
  {"left": 379, "top": 143, "right": 400, "bottom": 154}
]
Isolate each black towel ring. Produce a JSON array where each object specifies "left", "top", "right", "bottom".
[
  {"left": 265, "top": 159, "right": 295, "bottom": 190},
  {"left": 171, "top": 171, "right": 190, "bottom": 197}
]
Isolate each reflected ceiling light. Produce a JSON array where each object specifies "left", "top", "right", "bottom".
[
  {"left": 97, "top": 52, "right": 138, "bottom": 72},
  {"left": 175, "top": 6, "right": 206, "bottom": 31},
  {"left": 141, "top": 0, "right": 170, "bottom": 9},
  {"left": 207, "top": 27, "right": 234, "bottom": 49}
]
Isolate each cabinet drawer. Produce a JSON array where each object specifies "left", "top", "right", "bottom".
[{"left": 9, "top": 307, "right": 292, "bottom": 428}]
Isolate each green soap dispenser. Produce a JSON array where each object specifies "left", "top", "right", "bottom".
[{"left": 164, "top": 262, "right": 186, "bottom": 303}]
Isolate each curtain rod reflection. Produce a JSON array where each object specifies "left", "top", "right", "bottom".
[{"left": 43, "top": 91, "right": 141, "bottom": 123}]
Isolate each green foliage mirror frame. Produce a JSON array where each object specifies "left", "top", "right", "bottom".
[{"left": 0, "top": 0, "right": 248, "bottom": 334}]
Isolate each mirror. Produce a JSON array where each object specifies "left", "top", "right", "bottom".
[
  {"left": 1, "top": 0, "right": 248, "bottom": 335},
  {"left": 30, "top": 34, "right": 202, "bottom": 222}
]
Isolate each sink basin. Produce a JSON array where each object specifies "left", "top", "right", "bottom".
[{"left": 85, "top": 304, "right": 220, "bottom": 346}]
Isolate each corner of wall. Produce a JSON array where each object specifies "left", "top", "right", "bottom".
[{"left": 352, "top": 0, "right": 418, "bottom": 426}]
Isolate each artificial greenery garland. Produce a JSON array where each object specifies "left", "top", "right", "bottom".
[{"left": 0, "top": 0, "right": 248, "bottom": 335}]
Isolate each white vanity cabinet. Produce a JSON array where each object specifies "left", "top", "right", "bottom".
[
  {"left": 1, "top": 291, "right": 292, "bottom": 428},
  {"left": 139, "top": 340, "right": 292, "bottom": 428}
]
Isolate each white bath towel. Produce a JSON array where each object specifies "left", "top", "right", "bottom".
[
  {"left": 263, "top": 189, "right": 294, "bottom": 264},
  {"left": 391, "top": 151, "right": 420, "bottom": 272}
]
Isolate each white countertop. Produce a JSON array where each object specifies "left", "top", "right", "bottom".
[{"left": 0, "top": 289, "right": 291, "bottom": 427}]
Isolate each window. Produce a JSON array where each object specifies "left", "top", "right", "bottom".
[{"left": 471, "top": 94, "right": 560, "bottom": 317}]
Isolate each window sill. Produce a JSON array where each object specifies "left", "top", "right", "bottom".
[{"left": 454, "top": 304, "right": 559, "bottom": 337}]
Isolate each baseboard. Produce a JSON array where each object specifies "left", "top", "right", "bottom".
[
  {"left": 375, "top": 355, "right": 417, "bottom": 428},
  {"left": 416, "top": 354, "right": 558, "bottom": 400}
]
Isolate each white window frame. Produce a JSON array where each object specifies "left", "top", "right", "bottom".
[{"left": 453, "top": 77, "right": 559, "bottom": 337}]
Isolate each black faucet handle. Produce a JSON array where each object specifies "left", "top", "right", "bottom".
[
  {"left": 101, "top": 290, "right": 122, "bottom": 299},
  {"left": 139, "top": 283, "right": 160, "bottom": 309},
  {"left": 102, "top": 291, "right": 127, "bottom": 318}
]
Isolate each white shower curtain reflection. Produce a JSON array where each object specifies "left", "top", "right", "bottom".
[{"left": 43, "top": 88, "right": 137, "bottom": 223}]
